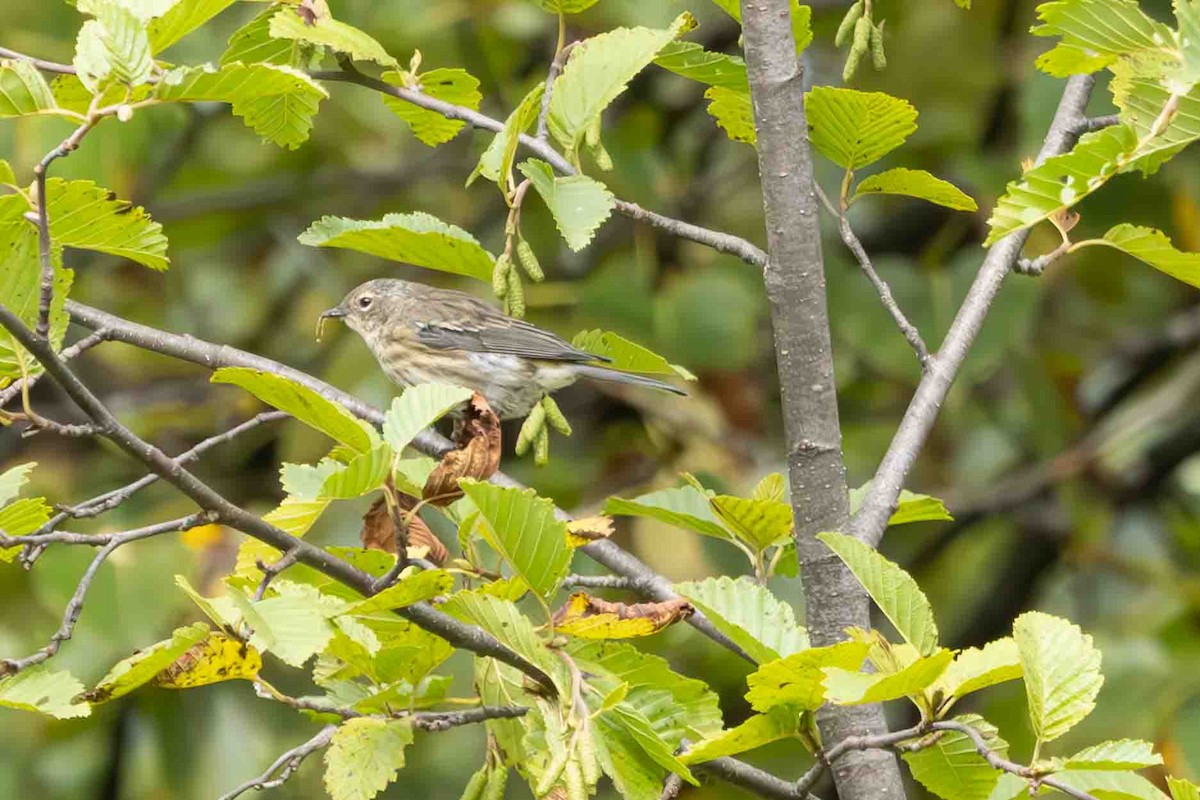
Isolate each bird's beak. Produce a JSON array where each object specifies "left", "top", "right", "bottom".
[{"left": 316, "top": 306, "right": 347, "bottom": 342}]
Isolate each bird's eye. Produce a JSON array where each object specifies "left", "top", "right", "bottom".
[{"left": 357, "top": 295, "right": 374, "bottom": 309}]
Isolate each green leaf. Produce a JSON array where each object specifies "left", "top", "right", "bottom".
[
  {"left": 517, "top": 159, "right": 615, "bottom": 251},
  {"left": 1059, "top": 740, "right": 1163, "bottom": 770},
  {"left": 850, "top": 486, "right": 955, "bottom": 526},
  {"left": 0, "top": 160, "right": 14, "bottom": 186},
  {"left": 745, "top": 641, "right": 870, "bottom": 712},
  {"left": 547, "top": 13, "right": 696, "bottom": 151},
  {"left": 707, "top": 0, "right": 813, "bottom": 52},
  {"left": 1032, "top": 0, "right": 1174, "bottom": 75},
  {"left": 346, "top": 569, "right": 453, "bottom": 615},
  {"left": 211, "top": 368, "right": 377, "bottom": 453},
  {"left": 1052, "top": 770, "right": 1169, "bottom": 800},
  {"left": 673, "top": 576, "right": 808, "bottom": 664},
  {"left": 440, "top": 591, "right": 564, "bottom": 690},
  {"left": 474, "top": 657, "right": 531, "bottom": 765},
  {"left": 570, "top": 329, "right": 691, "bottom": 379},
  {"left": 319, "top": 445, "right": 393, "bottom": 499},
  {"left": 0, "top": 462, "right": 36, "bottom": 507},
  {"left": 753, "top": 473, "right": 785, "bottom": 502},
  {"left": 82, "top": 623, "right": 210, "bottom": 702},
  {"left": 324, "top": 717, "right": 413, "bottom": 800},
  {"left": 852, "top": 168, "right": 977, "bottom": 211},
  {"left": 654, "top": 41, "right": 748, "bottom": 89},
  {"left": 74, "top": 2, "right": 155, "bottom": 90},
  {"left": 806, "top": 87, "right": 919, "bottom": 171},
  {"left": 44, "top": 178, "right": 169, "bottom": 270},
  {"left": 934, "top": 637, "right": 1023, "bottom": 706},
  {"left": 601, "top": 702, "right": 697, "bottom": 785},
  {"left": 1170, "top": 778, "right": 1200, "bottom": 800},
  {"left": 679, "top": 708, "right": 798, "bottom": 764},
  {"left": 155, "top": 62, "right": 328, "bottom": 149},
  {"left": 568, "top": 639, "right": 723, "bottom": 743},
  {"left": 381, "top": 68, "right": 483, "bottom": 146},
  {"left": 469, "top": 83, "right": 543, "bottom": 189},
  {"left": 459, "top": 480, "right": 571, "bottom": 599},
  {"left": 709, "top": 495, "right": 793, "bottom": 551},
  {"left": 817, "top": 531, "right": 940, "bottom": 655},
  {"left": 298, "top": 212, "right": 495, "bottom": 282},
  {"left": 903, "top": 715, "right": 1008, "bottom": 800},
  {"left": 147, "top": 0, "right": 237, "bottom": 53},
  {"left": 382, "top": 384, "right": 473, "bottom": 452},
  {"left": 823, "top": 648, "right": 953, "bottom": 705},
  {"left": 537, "top": 0, "right": 601, "bottom": 12},
  {"left": 1012, "top": 610, "right": 1103, "bottom": 744},
  {"left": 268, "top": 6, "right": 398, "bottom": 68},
  {"left": 281, "top": 460, "right": 342, "bottom": 500},
  {"left": 0, "top": 665, "right": 91, "bottom": 719},
  {"left": 1035, "top": 42, "right": 1115, "bottom": 77},
  {"left": 1087, "top": 224, "right": 1200, "bottom": 288},
  {"left": 604, "top": 485, "right": 731, "bottom": 540},
  {"left": 221, "top": 8, "right": 314, "bottom": 67},
  {"left": 704, "top": 86, "right": 756, "bottom": 145},
  {"left": 263, "top": 496, "right": 330, "bottom": 537},
  {"left": 0, "top": 60, "right": 59, "bottom": 118},
  {"left": 233, "top": 581, "right": 344, "bottom": 667},
  {"left": 0, "top": 497, "right": 53, "bottom": 561},
  {"left": 0, "top": 209, "right": 72, "bottom": 387}
]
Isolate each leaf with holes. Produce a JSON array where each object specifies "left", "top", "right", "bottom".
[
  {"left": 0, "top": 665, "right": 91, "bottom": 719},
  {"left": 517, "top": 159, "right": 614, "bottom": 251},
  {"left": 903, "top": 715, "right": 1008, "bottom": 800},
  {"left": 807, "top": 87, "right": 918, "bottom": 171},
  {"left": 1084, "top": 224, "right": 1200, "bottom": 288},
  {"left": 459, "top": 480, "right": 571, "bottom": 599},
  {"left": 147, "top": 0, "right": 237, "bottom": 53},
  {"left": 1013, "top": 611, "right": 1103, "bottom": 744},
  {"left": 547, "top": 14, "right": 695, "bottom": 151},
  {"left": 674, "top": 576, "right": 808, "bottom": 664},
  {"left": 211, "top": 368, "right": 377, "bottom": 453},
  {"left": 299, "top": 212, "right": 495, "bottom": 282},
  {"left": 81, "top": 623, "right": 211, "bottom": 702},
  {"left": 74, "top": 2, "right": 155, "bottom": 90},
  {"left": 571, "top": 329, "right": 692, "bottom": 379},
  {"left": 817, "top": 532, "right": 940, "bottom": 655},
  {"left": 44, "top": 179, "right": 168, "bottom": 270},
  {"left": 381, "top": 68, "right": 483, "bottom": 146},
  {"left": 156, "top": 62, "right": 328, "bottom": 149},
  {"left": 852, "top": 168, "right": 977, "bottom": 211},
  {"left": 268, "top": 6, "right": 397, "bottom": 68},
  {"left": 324, "top": 717, "right": 413, "bottom": 800},
  {"left": 0, "top": 60, "right": 60, "bottom": 118}
]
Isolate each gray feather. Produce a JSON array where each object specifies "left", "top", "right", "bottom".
[{"left": 572, "top": 364, "right": 687, "bottom": 396}]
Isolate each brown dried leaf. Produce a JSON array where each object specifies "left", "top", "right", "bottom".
[
  {"left": 551, "top": 593, "right": 694, "bottom": 639},
  {"left": 1050, "top": 207, "right": 1081, "bottom": 235},
  {"left": 422, "top": 392, "right": 501, "bottom": 506},
  {"left": 361, "top": 493, "right": 395, "bottom": 552},
  {"left": 566, "top": 516, "right": 614, "bottom": 547},
  {"left": 360, "top": 487, "right": 447, "bottom": 564}
]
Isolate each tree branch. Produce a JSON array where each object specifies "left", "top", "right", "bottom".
[
  {"left": 0, "top": 46, "right": 76, "bottom": 74},
  {"left": 216, "top": 724, "right": 337, "bottom": 800},
  {"left": 0, "top": 328, "right": 109, "bottom": 408},
  {"left": 0, "top": 305, "right": 556, "bottom": 692},
  {"left": 65, "top": 301, "right": 753, "bottom": 662},
  {"left": 738, "top": 1, "right": 905, "bottom": 799},
  {"left": 310, "top": 67, "right": 769, "bottom": 268},
  {"left": 0, "top": 513, "right": 211, "bottom": 677},
  {"left": 849, "top": 74, "right": 1098, "bottom": 548}
]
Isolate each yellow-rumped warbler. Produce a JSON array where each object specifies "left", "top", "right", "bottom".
[{"left": 320, "top": 278, "right": 686, "bottom": 420}]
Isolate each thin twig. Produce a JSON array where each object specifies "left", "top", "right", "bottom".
[
  {"left": 311, "top": 66, "right": 769, "bottom": 268},
  {"left": 659, "top": 774, "right": 684, "bottom": 800},
  {"left": 253, "top": 548, "right": 302, "bottom": 601},
  {"left": 794, "top": 723, "right": 925, "bottom": 797},
  {"left": 849, "top": 75, "right": 1098, "bottom": 548},
  {"left": 0, "top": 46, "right": 76, "bottom": 74},
  {"left": 0, "top": 329, "right": 109, "bottom": 407},
  {"left": 216, "top": 725, "right": 337, "bottom": 800},
  {"left": 1068, "top": 113, "right": 1121, "bottom": 137},
  {"left": 0, "top": 513, "right": 212, "bottom": 676},
  {"left": 815, "top": 184, "right": 930, "bottom": 366},
  {"left": 536, "top": 41, "right": 576, "bottom": 140},
  {"left": 561, "top": 574, "right": 635, "bottom": 590}
]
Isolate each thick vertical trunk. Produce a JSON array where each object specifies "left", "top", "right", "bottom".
[{"left": 737, "top": 2, "right": 908, "bottom": 798}]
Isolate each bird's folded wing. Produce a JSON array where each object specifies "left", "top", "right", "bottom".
[{"left": 415, "top": 318, "right": 610, "bottom": 363}]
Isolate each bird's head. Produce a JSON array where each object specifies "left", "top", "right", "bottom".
[{"left": 318, "top": 279, "right": 410, "bottom": 343}]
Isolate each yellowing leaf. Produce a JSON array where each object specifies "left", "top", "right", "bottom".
[
  {"left": 82, "top": 623, "right": 211, "bottom": 703},
  {"left": 745, "top": 641, "right": 869, "bottom": 712},
  {"left": 709, "top": 494, "right": 793, "bottom": 552},
  {"left": 934, "top": 637, "right": 1023, "bottom": 708},
  {"left": 823, "top": 648, "right": 953, "bottom": 705},
  {"left": 269, "top": 6, "right": 398, "bottom": 68},
  {"left": 704, "top": 85, "right": 756, "bottom": 144},
  {"left": 153, "top": 632, "right": 262, "bottom": 688},
  {"left": 552, "top": 593, "right": 693, "bottom": 639},
  {"left": 679, "top": 708, "right": 798, "bottom": 764}
]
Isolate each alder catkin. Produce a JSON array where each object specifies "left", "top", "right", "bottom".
[
  {"left": 516, "top": 238, "right": 544, "bottom": 281},
  {"left": 835, "top": 1, "right": 864, "bottom": 47},
  {"left": 577, "top": 724, "right": 600, "bottom": 786},
  {"left": 541, "top": 395, "right": 572, "bottom": 436},
  {"left": 534, "top": 748, "right": 569, "bottom": 797},
  {"left": 870, "top": 22, "right": 887, "bottom": 70},
  {"left": 482, "top": 766, "right": 507, "bottom": 800},
  {"left": 844, "top": 16, "right": 871, "bottom": 81},
  {"left": 534, "top": 427, "right": 550, "bottom": 466},
  {"left": 564, "top": 758, "right": 586, "bottom": 800},
  {"left": 516, "top": 402, "right": 546, "bottom": 456},
  {"left": 492, "top": 254, "right": 511, "bottom": 299},
  {"left": 459, "top": 766, "right": 489, "bottom": 800},
  {"left": 506, "top": 267, "right": 525, "bottom": 317}
]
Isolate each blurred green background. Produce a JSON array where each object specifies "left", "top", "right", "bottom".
[{"left": 3, "top": 0, "right": 1200, "bottom": 798}]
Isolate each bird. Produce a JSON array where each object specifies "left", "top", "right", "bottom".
[{"left": 319, "top": 278, "right": 686, "bottom": 420}]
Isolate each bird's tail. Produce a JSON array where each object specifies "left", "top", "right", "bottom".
[{"left": 573, "top": 364, "right": 688, "bottom": 396}]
